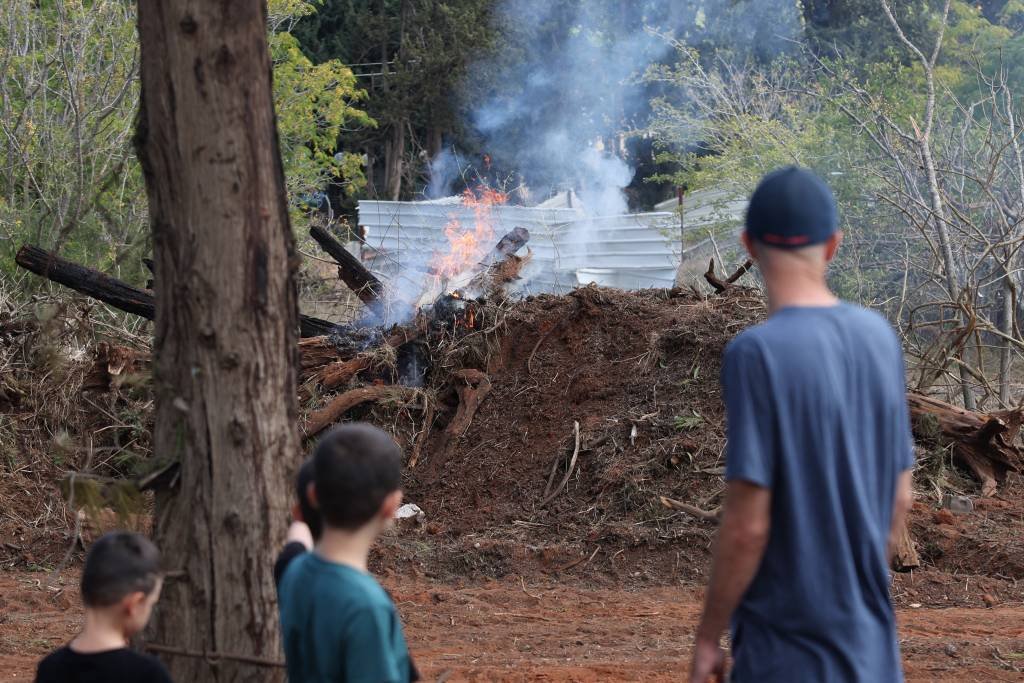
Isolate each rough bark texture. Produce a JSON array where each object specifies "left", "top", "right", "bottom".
[{"left": 134, "top": 2, "right": 299, "bottom": 681}]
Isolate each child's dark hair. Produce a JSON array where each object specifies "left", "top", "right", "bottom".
[
  {"left": 313, "top": 423, "right": 402, "bottom": 530},
  {"left": 81, "top": 531, "right": 161, "bottom": 607},
  {"left": 295, "top": 458, "right": 322, "bottom": 540}
]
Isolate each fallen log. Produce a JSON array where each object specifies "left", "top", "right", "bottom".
[
  {"left": 309, "top": 225, "right": 384, "bottom": 310},
  {"left": 907, "top": 392, "right": 1022, "bottom": 496},
  {"left": 16, "top": 245, "right": 337, "bottom": 338},
  {"left": 303, "top": 385, "right": 421, "bottom": 437}
]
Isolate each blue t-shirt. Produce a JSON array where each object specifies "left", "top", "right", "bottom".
[
  {"left": 722, "top": 303, "right": 914, "bottom": 683},
  {"left": 278, "top": 552, "right": 414, "bottom": 683}
]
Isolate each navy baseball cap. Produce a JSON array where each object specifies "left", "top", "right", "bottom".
[{"left": 744, "top": 166, "right": 838, "bottom": 248}]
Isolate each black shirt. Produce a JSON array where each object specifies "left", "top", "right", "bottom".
[{"left": 35, "top": 646, "right": 173, "bottom": 683}]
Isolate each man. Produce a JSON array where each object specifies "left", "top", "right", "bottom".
[{"left": 689, "top": 166, "right": 915, "bottom": 683}]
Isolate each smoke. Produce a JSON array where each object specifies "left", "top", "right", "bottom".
[
  {"left": 444, "top": 0, "right": 802, "bottom": 216},
  {"left": 425, "top": 148, "right": 464, "bottom": 200}
]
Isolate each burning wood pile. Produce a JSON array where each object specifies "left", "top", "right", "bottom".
[
  {"left": 15, "top": 186, "right": 534, "bottom": 450},
  {"left": 13, "top": 191, "right": 1024, "bottom": 534}
]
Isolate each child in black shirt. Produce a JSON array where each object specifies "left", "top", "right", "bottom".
[{"left": 35, "top": 531, "right": 172, "bottom": 683}]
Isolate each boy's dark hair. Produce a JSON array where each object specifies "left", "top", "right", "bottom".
[
  {"left": 295, "top": 457, "right": 322, "bottom": 540},
  {"left": 313, "top": 423, "right": 402, "bottom": 530},
  {"left": 81, "top": 531, "right": 161, "bottom": 607}
]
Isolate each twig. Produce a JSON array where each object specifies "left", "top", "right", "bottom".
[
  {"left": 541, "top": 421, "right": 582, "bottom": 505},
  {"left": 408, "top": 393, "right": 435, "bottom": 469},
  {"left": 659, "top": 496, "right": 721, "bottom": 521},
  {"left": 145, "top": 643, "right": 286, "bottom": 668},
  {"left": 493, "top": 612, "right": 555, "bottom": 622}
]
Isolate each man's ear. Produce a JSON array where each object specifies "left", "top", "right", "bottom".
[
  {"left": 741, "top": 231, "right": 757, "bottom": 260},
  {"left": 824, "top": 231, "right": 843, "bottom": 262},
  {"left": 306, "top": 481, "right": 319, "bottom": 509},
  {"left": 291, "top": 502, "right": 303, "bottom": 523},
  {"left": 380, "top": 489, "right": 403, "bottom": 521}
]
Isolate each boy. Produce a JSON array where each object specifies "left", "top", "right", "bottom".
[
  {"left": 35, "top": 531, "right": 172, "bottom": 683},
  {"left": 277, "top": 423, "right": 416, "bottom": 683}
]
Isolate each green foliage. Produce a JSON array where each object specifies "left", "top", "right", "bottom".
[
  {"left": 292, "top": 0, "right": 497, "bottom": 197},
  {"left": 0, "top": 0, "right": 371, "bottom": 280},
  {"left": 270, "top": 27, "right": 375, "bottom": 205}
]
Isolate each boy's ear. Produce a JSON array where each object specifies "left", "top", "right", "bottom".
[
  {"left": 121, "top": 590, "right": 147, "bottom": 615},
  {"left": 306, "top": 481, "right": 319, "bottom": 509},
  {"left": 291, "top": 502, "right": 303, "bottom": 523},
  {"left": 380, "top": 489, "right": 403, "bottom": 521}
]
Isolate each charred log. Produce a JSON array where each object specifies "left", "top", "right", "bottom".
[
  {"left": 16, "top": 244, "right": 338, "bottom": 338},
  {"left": 309, "top": 225, "right": 384, "bottom": 309}
]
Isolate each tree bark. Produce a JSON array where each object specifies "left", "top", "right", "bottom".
[
  {"left": 384, "top": 122, "right": 405, "bottom": 200},
  {"left": 134, "top": 2, "right": 299, "bottom": 681}
]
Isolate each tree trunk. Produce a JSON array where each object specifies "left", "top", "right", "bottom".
[
  {"left": 384, "top": 122, "right": 406, "bottom": 200},
  {"left": 999, "top": 278, "right": 1014, "bottom": 406},
  {"left": 135, "top": 2, "right": 299, "bottom": 681}
]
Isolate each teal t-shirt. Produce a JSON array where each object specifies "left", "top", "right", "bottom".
[{"left": 278, "top": 552, "right": 413, "bottom": 683}]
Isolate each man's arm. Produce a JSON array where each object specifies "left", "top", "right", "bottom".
[
  {"left": 690, "top": 480, "right": 772, "bottom": 683},
  {"left": 887, "top": 470, "right": 914, "bottom": 561}
]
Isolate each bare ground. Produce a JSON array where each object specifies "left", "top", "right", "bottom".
[{"left": 1, "top": 571, "right": 1022, "bottom": 682}]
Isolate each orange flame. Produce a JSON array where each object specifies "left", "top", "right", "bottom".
[{"left": 431, "top": 186, "right": 507, "bottom": 280}]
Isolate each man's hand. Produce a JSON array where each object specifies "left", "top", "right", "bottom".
[{"left": 689, "top": 635, "right": 726, "bottom": 683}]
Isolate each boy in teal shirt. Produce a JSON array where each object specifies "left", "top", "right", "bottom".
[{"left": 277, "top": 423, "right": 416, "bottom": 683}]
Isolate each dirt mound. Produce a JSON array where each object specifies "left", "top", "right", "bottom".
[
  {"left": 3, "top": 284, "right": 1024, "bottom": 600},
  {"left": 373, "top": 286, "right": 760, "bottom": 582}
]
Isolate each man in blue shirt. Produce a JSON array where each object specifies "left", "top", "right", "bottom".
[{"left": 689, "top": 167, "right": 915, "bottom": 683}]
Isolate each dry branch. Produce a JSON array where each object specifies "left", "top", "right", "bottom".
[
  {"left": 541, "top": 421, "right": 582, "bottom": 506},
  {"left": 304, "top": 385, "right": 420, "bottom": 437},
  {"left": 704, "top": 258, "right": 754, "bottom": 293},
  {"left": 659, "top": 496, "right": 721, "bottom": 521}
]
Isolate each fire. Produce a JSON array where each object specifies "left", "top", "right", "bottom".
[{"left": 430, "top": 186, "right": 507, "bottom": 280}]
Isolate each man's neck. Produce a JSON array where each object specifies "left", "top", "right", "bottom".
[
  {"left": 763, "top": 273, "right": 838, "bottom": 314},
  {"left": 71, "top": 610, "right": 128, "bottom": 653},
  {"left": 315, "top": 524, "right": 378, "bottom": 573}
]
